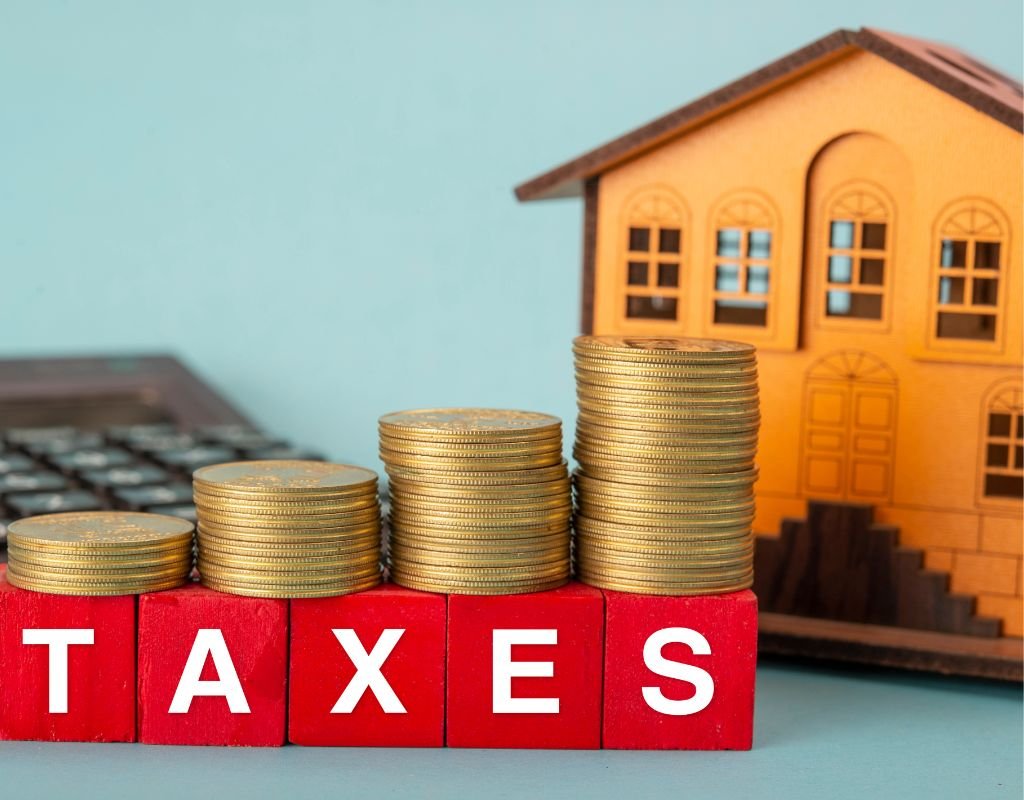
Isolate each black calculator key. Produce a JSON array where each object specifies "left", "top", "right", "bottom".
[
  {"left": 155, "top": 446, "right": 235, "bottom": 472},
  {"left": 129, "top": 433, "right": 200, "bottom": 454},
  {"left": 50, "top": 448, "right": 134, "bottom": 472},
  {"left": 80, "top": 465, "right": 170, "bottom": 490},
  {"left": 106, "top": 423, "right": 179, "bottom": 443},
  {"left": 25, "top": 432, "right": 105, "bottom": 456},
  {"left": 0, "top": 454, "right": 36, "bottom": 475},
  {"left": 115, "top": 484, "right": 194, "bottom": 510},
  {"left": 0, "top": 472, "right": 68, "bottom": 495},
  {"left": 152, "top": 504, "right": 197, "bottom": 523},
  {"left": 7, "top": 490, "right": 103, "bottom": 517},
  {"left": 4, "top": 426, "right": 79, "bottom": 446},
  {"left": 243, "top": 445, "right": 322, "bottom": 461}
]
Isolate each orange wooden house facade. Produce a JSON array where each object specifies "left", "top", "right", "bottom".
[{"left": 518, "top": 29, "right": 1023, "bottom": 637}]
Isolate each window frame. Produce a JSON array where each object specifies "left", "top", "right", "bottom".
[
  {"left": 815, "top": 182, "right": 895, "bottom": 332},
  {"left": 977, "top": 379, "right": 1024, "bottom": 509},
  {"left": 618, "top": 188, "right": 687, "bottom": 327},
  {"left": 706, "top": 191, "right": 780, "bottom": 340},
  {"left": 927, "top": 199, "right": 1011, "bottom": 355}
]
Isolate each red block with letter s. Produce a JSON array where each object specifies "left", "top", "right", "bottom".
[{"left": 602, "top": 589, "right": 757, "bottom": 750}]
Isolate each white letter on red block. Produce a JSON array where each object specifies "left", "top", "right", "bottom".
[
  {"left": 169, "top": 629, "right": 250, "bottom": 714},
  {"left": 642, "top": 627, "right": 715, "bottom": 716},
  {"left": 492, "top": 629, "right": 559, "bottom": 714},
  {"left": 331, "top": 628, "right": 407, "bottom": 714},
  {"left": 22, "top": 628, "right": 95, "bottom": 713}
]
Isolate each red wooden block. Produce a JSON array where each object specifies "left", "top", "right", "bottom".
[
  {"left": 137, "top": 582, "right": 288, "bottom": 746},
  {"left": 0, "top": 565, "right": 136, "bottom": 742},
  {"left": 602, "top": 589, "right": 757, "bottom": 750},
  {"left": 446, "top": 581, "right": 604, "bottom": 749},
  {"left": 289, "top": 583, "right": 446, "bottom": 747}
]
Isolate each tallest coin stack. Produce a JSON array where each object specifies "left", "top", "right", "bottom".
[{"left": 572, "top": 335, "right": 759, "bottom": 595}]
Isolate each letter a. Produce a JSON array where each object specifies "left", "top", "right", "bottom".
[{"left": 169, "top": 629, "right": 250, "bottom": 714}]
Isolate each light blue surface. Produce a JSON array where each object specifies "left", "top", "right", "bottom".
[
  {"left": 0, "top": 3, "right": 1021, "bottom": 796},
  {"left": 0, "top": 661, "right": 1020, "bottom": 799}
]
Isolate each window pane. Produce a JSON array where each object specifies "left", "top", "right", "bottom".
[
  {"left": 984, "top": 473, "right": 1024, "bottom": 499},
  {"left": 1016, "top": 446, "right": 1023, "bottom": 470},
  {"left": 989, "top": 412, "right": 1012, "bottom": 437},
  {"left": 987, "top": 443, "right": 1010, "bottom": 467},
  {"left": 973, "top": 278, "right": 999, "bottom": 306},
  {"left": 746, "top": 266, "right": 770, "bottom": 295},
  {"left": 860, "top": 258, "right": 885, "bottom": 286},
  {"left": 938, "top": 276, "right": 965, "bottom": 304},
  {"left": 716, "top": 229, "right": 742, "bottom": 257},
  {"left": 658, "top": 228, "right": 681, "bottom": 254},
  {"left": 748, "top": 230, "right": 772, "bottom": 259},
  {"left": 626, "top": 295, "right": 677, "bottom": 320},
  {"left": 714, "top": 300, "right": 767, "bottom": 326},
  {"left": 628, "top": 227, "right": 650, "bottom": 252},
  {"left": 627, "top": 261, "right": 648, "bottom": 286},
  {"left": 975, "top": 241, "right": 1001, "bottom": 270},
  {"left": 657, "top": 262, "right": 679, "bottom": 288},
  {"left": 1016, "top": 415, "right": 1023, "bottom": 440},
  {"left": 940, "top": 239, "right": 967, "bottom": 267},
  {"left": 936, "top": 311, "right": 997, "bottom": 341},
  {"left": 826, "top": 291, "right": 882, "bottom": 319},
  {"left": 829, "top": 221, "right": 855, "bottom": 248},
  {"left": 828, "top": 255, "right": 853, "bottom": 284},
  {"left": 861, "top": 222, "right": 887, "bottom": 250},
  {"left": 715, "top": 264, "right": 740, "bottom": 292}
]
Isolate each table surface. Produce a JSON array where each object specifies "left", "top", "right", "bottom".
[{"left": 0, "top": 658, "right": 1019, "bottom": 800}]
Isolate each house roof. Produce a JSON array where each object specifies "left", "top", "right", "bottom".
[{"left": 515, "top": 27, "right": 1024, "bottom": 202}]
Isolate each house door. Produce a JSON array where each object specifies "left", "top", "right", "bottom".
[{"left": 801, "top": 350, "right": 898, "bottom": 503}]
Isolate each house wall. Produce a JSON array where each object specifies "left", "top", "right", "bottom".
[{"left": 590, "top": 50, "right": 1023, "bottom": 635}]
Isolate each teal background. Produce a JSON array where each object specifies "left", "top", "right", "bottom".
[
  {"left": 1, "top": 1, "right": 1021, "bottom": 470},
  {"left": 0, "top": 5, "right": 1021, "bottom": 796}
]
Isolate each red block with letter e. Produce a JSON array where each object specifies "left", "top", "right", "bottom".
[
  {"left": 289, "top": 583, "right": 446, "bottom": 747},
  {"left": 602, "top": 589, "right": 757, "bottom": 750},
  {"left": 137, "top": 582, "right": 288, "bottom": 746},
  {"left": 0, "top": 565, "right": 136, "bottom": 742},
  {"left": 446, "top": 582, "right": 604, "bottom": 749}
]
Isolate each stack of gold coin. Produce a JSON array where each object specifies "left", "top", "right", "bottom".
[
  {"left": 193, "top": 460, "right": 382, "bottom": 598},
  {"left": 380, "top": 409, "right": 571, "bottom": 595},
  {"left": 572, "top": 335, "right": 759, "bottom": 595},
  {"left": 6, "top": 511, "right": 193, "bottom": 595}
]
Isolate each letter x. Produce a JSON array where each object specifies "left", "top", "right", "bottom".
[{"left": 331, "top": 629, "right": 407, "bottom": 714}]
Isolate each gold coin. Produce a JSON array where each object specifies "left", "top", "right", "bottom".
[
  {"left": 197, "top": 552, "right": 381, "bottom": 574},
  {"left": 8, "top": 511, "right": 193, "bottom": 550},
  {"left": 379, "top": 435, "right": 562, "bottom": 456},
  {"left": 197, "top": 561, "right": 381, "bottom": 585},
  {"left": 197, "top": 524, "right": 379, "bottom": 546},
  {"left": 6, "top": 569, "right": 190, "bottom": 596},
  {"left": 575, "top": 573, "right": 751, "bottom": 596},
  {"left": 384, "top": 460, "right": 568, "bottom": 484},
  {"left": 388, "top": 529, "right": 567, "bottom": 548},
  {"left": 388, "top": 570, "right": 568, "bottom": 596},
  {"left": 193, "top": 490, "right": 379, "bottom": 512},
  {"left": 379, "top": 408, "right": 561, "bottom": 440},
  {"left": 194, "top": 460, "right": 378, "bottom": 495},
  {"left": 198, "top": 531, "right": 378, "bottom": 552},
  {"left": 7, "top": 540, "right": 193, "bottom": 563},
  {"left": 8, "top": 559, "right": 191, "bottom": 582},
  {"left": 200, "top": 574, "right": 381, "bottom": 599},
  {"left": 196, "top": 506, "right": 380, "bottom": 527}
]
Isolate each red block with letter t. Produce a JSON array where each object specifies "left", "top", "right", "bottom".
[
  {"left": 602, "top": 589, "right": 757, "bottom": 750},
  {"left": 289, "top": 583, "right": 446, "bottom": 747},
  {"left": 0, "top": 565, "right": 136, "bottom": 742},
  {"left": 137, "top": 582, "right": 288, "bottom": 746},
  {"left": 446, "top": 581, "right": 604, "bottom": 749}
]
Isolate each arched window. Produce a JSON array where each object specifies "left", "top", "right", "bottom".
[
  {"left": 822, "top": 186, "right": 891, "bottom": 322},
  {"left": 933, "top": 201, "right": 1007, "bottom": 343},
  {"left": 623, "top": 192, "right": 684, "bottom": 322},
  {"left": 711, "top": 194, "right": 775, "bottom": 328},
  {"left": 981, "top": 381, "right": 1023, "bottom": 501}
]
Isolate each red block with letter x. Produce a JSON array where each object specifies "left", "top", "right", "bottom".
[
  {"left": 289, "top": 583, "right": 446, "bottom": 747},
  {"left": 446, "top": 581, "right": 604, "bottom": 749},
  {"left": 0, "top": 565, "right": 136, "bottom": 742},
  {"left": 137, "top": 581, "right": 288, "bottom": 746},
  {"left": 602, "top": 589, "right": 757, "bottom": 750}
]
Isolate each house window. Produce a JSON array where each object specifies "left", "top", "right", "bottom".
[
  {"left": 823, "top": 189, "right": 890, "bottom": 322},
  {"left": 983, "top": 384, "right": 1023, "bottom": 500},
  {"left": 934, "top": 203, "right": 1006, "bottom": 342},
  {"left": 623, "top": 193, "right": 684, "bottom": 322},
  {"left": 711, "top": 196, "right": 775, "bottom": 327}
]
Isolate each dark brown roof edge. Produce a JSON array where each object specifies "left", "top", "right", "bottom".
[{"left": 516, "top": 27, "right": 1022, "bottom": 202}]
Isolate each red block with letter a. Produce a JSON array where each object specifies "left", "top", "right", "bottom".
[
  {"left": 0, "top": 565, "right": 136, "bottom": 742},
  {"left": 446, "top": 581, "right": 604, "bottom": 749},
  {"left": 137, "top": 581, "right": 288, "bottom": 746},
  {"left": 289, "top": 583, "right": 446, "bottom": 747},
  {"left": 602, "top": 589, "right": 757, "bottom": 750}
]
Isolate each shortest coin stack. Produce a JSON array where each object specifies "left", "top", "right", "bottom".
[
  {"left": 193, "top": 460, "right": 382, "bottom": 599},
  {"left": 6, "top": 511, "right": 194, "bottom": 596}
]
